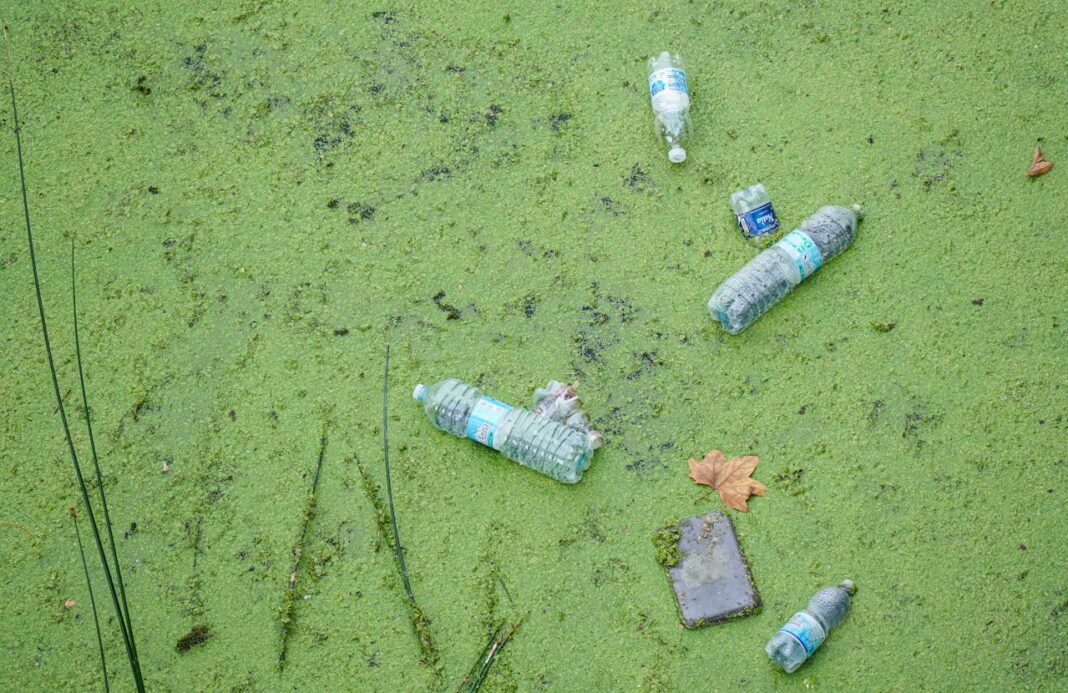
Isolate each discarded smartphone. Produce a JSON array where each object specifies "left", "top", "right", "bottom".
[{"left": 653, "top": 511, "right": 761, "bottom": 628}]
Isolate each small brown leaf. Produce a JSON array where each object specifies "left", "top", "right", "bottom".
[
  {"left": 63, "top": 599, "right": 77, "bottom": 609},
  {"left": 688, "top": 450, "right": 767, "bottom": 512},
  {"left": 1032, "top": 147, "right": 1043, "bottom": 167},
  {"left": 1028, "top": 159, "right": 1053, "bottom": 177}
]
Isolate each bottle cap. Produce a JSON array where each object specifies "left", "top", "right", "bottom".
[
  {"left": 412, "top": 384, "right": 427, "bottom": 401},
  {"left": 840, "top": 579, "right": 856, "bottom": 595},
  {"left": 668, "top": 145, "right": 686, "bottom": 163}
]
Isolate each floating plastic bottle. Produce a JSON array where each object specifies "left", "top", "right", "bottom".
[
  {"left": 731, "top": 183, "right": 780, "bottom": 246},
  {"left": 647, "top": 51, "right": 690, "bottom": 163},
  {"left": 708, "top": 204, "right": 863, "bottom": 334},
  {"left": 531, "top": 380, "right": 605, "bottom": 449},
  {"left": 766, "top": 580, "right": 856, "bottom": 673},
  {"left": 412, "top": 379, "right": 599, "bottom": 484}
]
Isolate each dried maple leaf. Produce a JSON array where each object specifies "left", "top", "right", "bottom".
[
  {"left": 1028, "top": 147, "right": 1053, "bottom": 177},
  {"left": 688, "top": 450, "right": 767, "bottom": 512},
  {"left": 1028, "top": 160, "right": 1053, "bottom": 177}
]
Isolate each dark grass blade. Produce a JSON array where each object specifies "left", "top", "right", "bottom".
[
  {"left": 383, "top": 344, "right": 414, "bottom": 602},
  {"left": 383, "top": 345, "right": 437, "bottom": 665},
  {"left": 456, "top": 620, "right": 522, "bottom": 693},
  {"left": 71, "top": 238, "right": 138, "bottom": 668},
  {"left": 71, "top": 508, "right": 110, "bottom": 693},
  {"left": 2, "top": 24, "right": 144, "bottom": 692},
  {"left": 278, "top": 434, "right": 328, "bottom": 671}
]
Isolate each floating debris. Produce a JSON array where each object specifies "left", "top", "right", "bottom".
[
  {"left": 656, "top": 512, "right": 761, "bottom": 628},
  {"left": 1028, "top": 147, "right": 1053, "bottom": 177}
]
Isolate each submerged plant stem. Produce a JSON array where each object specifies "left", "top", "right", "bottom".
[
  {"left": 71, "top": 238, "right": 139, "bottom": 668},
  {"left": 72, "top": 509, "right": 109, "bottom": 693},
  {"left": 0, "top": 519, "right": 38, "bottom": 544},
  {"left": 456, "top": 619, "right": 523, "bottom": 693},
  {"left": 2, "top": 24, "right": 143, "bottom": 692},
  {"left": 383, "top": 344, "right": 437, "bottom": 665},
  {"left": 278, "top": 434, "right": 328, "bottom": 671}
]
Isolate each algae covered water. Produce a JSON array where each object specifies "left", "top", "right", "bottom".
[{"left": 1, "top": 1, "right": 1067, "bottom": 690}]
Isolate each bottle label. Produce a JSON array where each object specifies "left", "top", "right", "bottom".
[
  {"left": 775, "top": 230, "right": 823, "bottom": 280},
  {"left": 779, "top": 611, "right": 827, "bottom": 655},
  {"left": 466, "top": 396, "right": 512, "bottom": 450},
  {"left": 737, "top": 202, "right": 780, "bottom": 239},
  {"left": 649, "top": 68, "right": 689, "bottom": 108}
]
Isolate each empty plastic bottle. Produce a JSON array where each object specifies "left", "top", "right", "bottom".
[
  {"left": 766, "top": 580, "right": 856, "bottom": 673},
  {"left": 531, "top": 380, "right": 604, "bottom": 449},
  {"left": 731, "top": 183, "right": 780, "bottom": 246},
  {"left": 647, "top": 51, "right": 690, "bottom": 163},
  {"left": 412, "top": 379, "right": 594, "bottom": 484},
  {"left": 708, "top": 204, "right": 863, "bottom": 334}
]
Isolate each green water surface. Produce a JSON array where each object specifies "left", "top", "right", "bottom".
[{"left": 1, "top": 1, "right": 1066, "bottom": 690}]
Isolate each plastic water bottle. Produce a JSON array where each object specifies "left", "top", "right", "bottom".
[
  {"left": 708, "top": 204, "right": 863, "bottom": 334},
  {"left": 532, "top": 380, "right": 604, "bottom": 450},
  {"left": 731, "top": 183, "right": 780, "bottom": 246},
  {"left": 766, "top": 580, "right": 856, "bottom": 673},
  {"left": 647, "top": 51, "right": 690, "bottom": 163},
  {"left": 412, "top": 379, "right": 594, "bottom": 484}
]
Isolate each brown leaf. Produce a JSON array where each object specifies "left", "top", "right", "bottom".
[
  {"left": 63, "top": 599, "right": 77, "bottom": 609},
  {"left": 1028, "top": 159, "right": 1053, "bottom": 177},
  {"left": 688, "top": 450, "right": 767, "bottom": 512}
]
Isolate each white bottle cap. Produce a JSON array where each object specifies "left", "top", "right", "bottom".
[
  {"left": 668, "top": 145, "right": 686, "bottom": 163},
  {"left": 412, "top": 384, "right": 427, "bottom": 401}
]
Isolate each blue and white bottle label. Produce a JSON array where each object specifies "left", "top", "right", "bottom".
[
  {"left": 466, "top": 396, "right": 512, "bottom": 450},
  {"left": 649, "top": 68, "right": 688, "bottom": 98},
  {"left": 737, "top": 202, "right": 780, "bottom": 239},
  {"left": 775, "top": 230, "right": 823, "bottom": 280},
  {"left": 779, "top": 611, "right": 827, "bottom": 655}
]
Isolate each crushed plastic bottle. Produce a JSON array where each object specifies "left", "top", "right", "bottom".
[
  {"left": 731, "top": 183, "right": 780, "bottom": 246},
  {"left": 708, "top": 204, "right": 863, "bottom": 334},
  {"left": 412, "top": 379, "right": 598, "bottom": 484},
  {"left": 647, "top": 51, "right": 690, "bottom": 164},
  {"left": 766, "top": 580, "right": 856, "bottom": 673},
  {"left": 532, "top": 380, "right": 604, "bottom": 450}
]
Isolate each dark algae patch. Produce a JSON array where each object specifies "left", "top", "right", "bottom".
[
  {"left": 176, "top": 625, "right": 213, "bottom": 652},
  {"left": 431, "top": 290, "right": 462, "bottom": 320}
]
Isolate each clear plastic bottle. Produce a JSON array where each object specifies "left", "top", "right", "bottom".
[
  {"left": 412, "top": 379, "right": 594, "bottom": 484},
  {"left": 708, "top": 204, "right": 863, "bottom": 334},
  {"left": 647, "top": 51, "right": 690, "bottom": 164},
  {"left": 766, "top": 580, "right": 856, "bottom": 673},
  {"left": 531, "top": 380, "right": 604, "bottom": 449},
  {"left": 731, "top": 183, "right": 780, "bottom": 247}
]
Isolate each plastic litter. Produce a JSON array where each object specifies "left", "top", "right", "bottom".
[
  {"left": 413, "top": 379, "right": 601, "bottom": 484},
  {"left": 708, "top": 204, "right": 863, "bottom": 333},
  {"left": 766, "top": 580, "right": 856, "bottom": 673},
  {"left": 731, "top": 183, "right": 780, "bottom": 246},
  {"left": 654, "top": 511, "right": 760, "bottom": 628},
  {"left": 647, "top": 51, "right": 690, "bottom": 164},
  {"left": 531, "top": 380, "right": 604, "bottom": 450}
]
